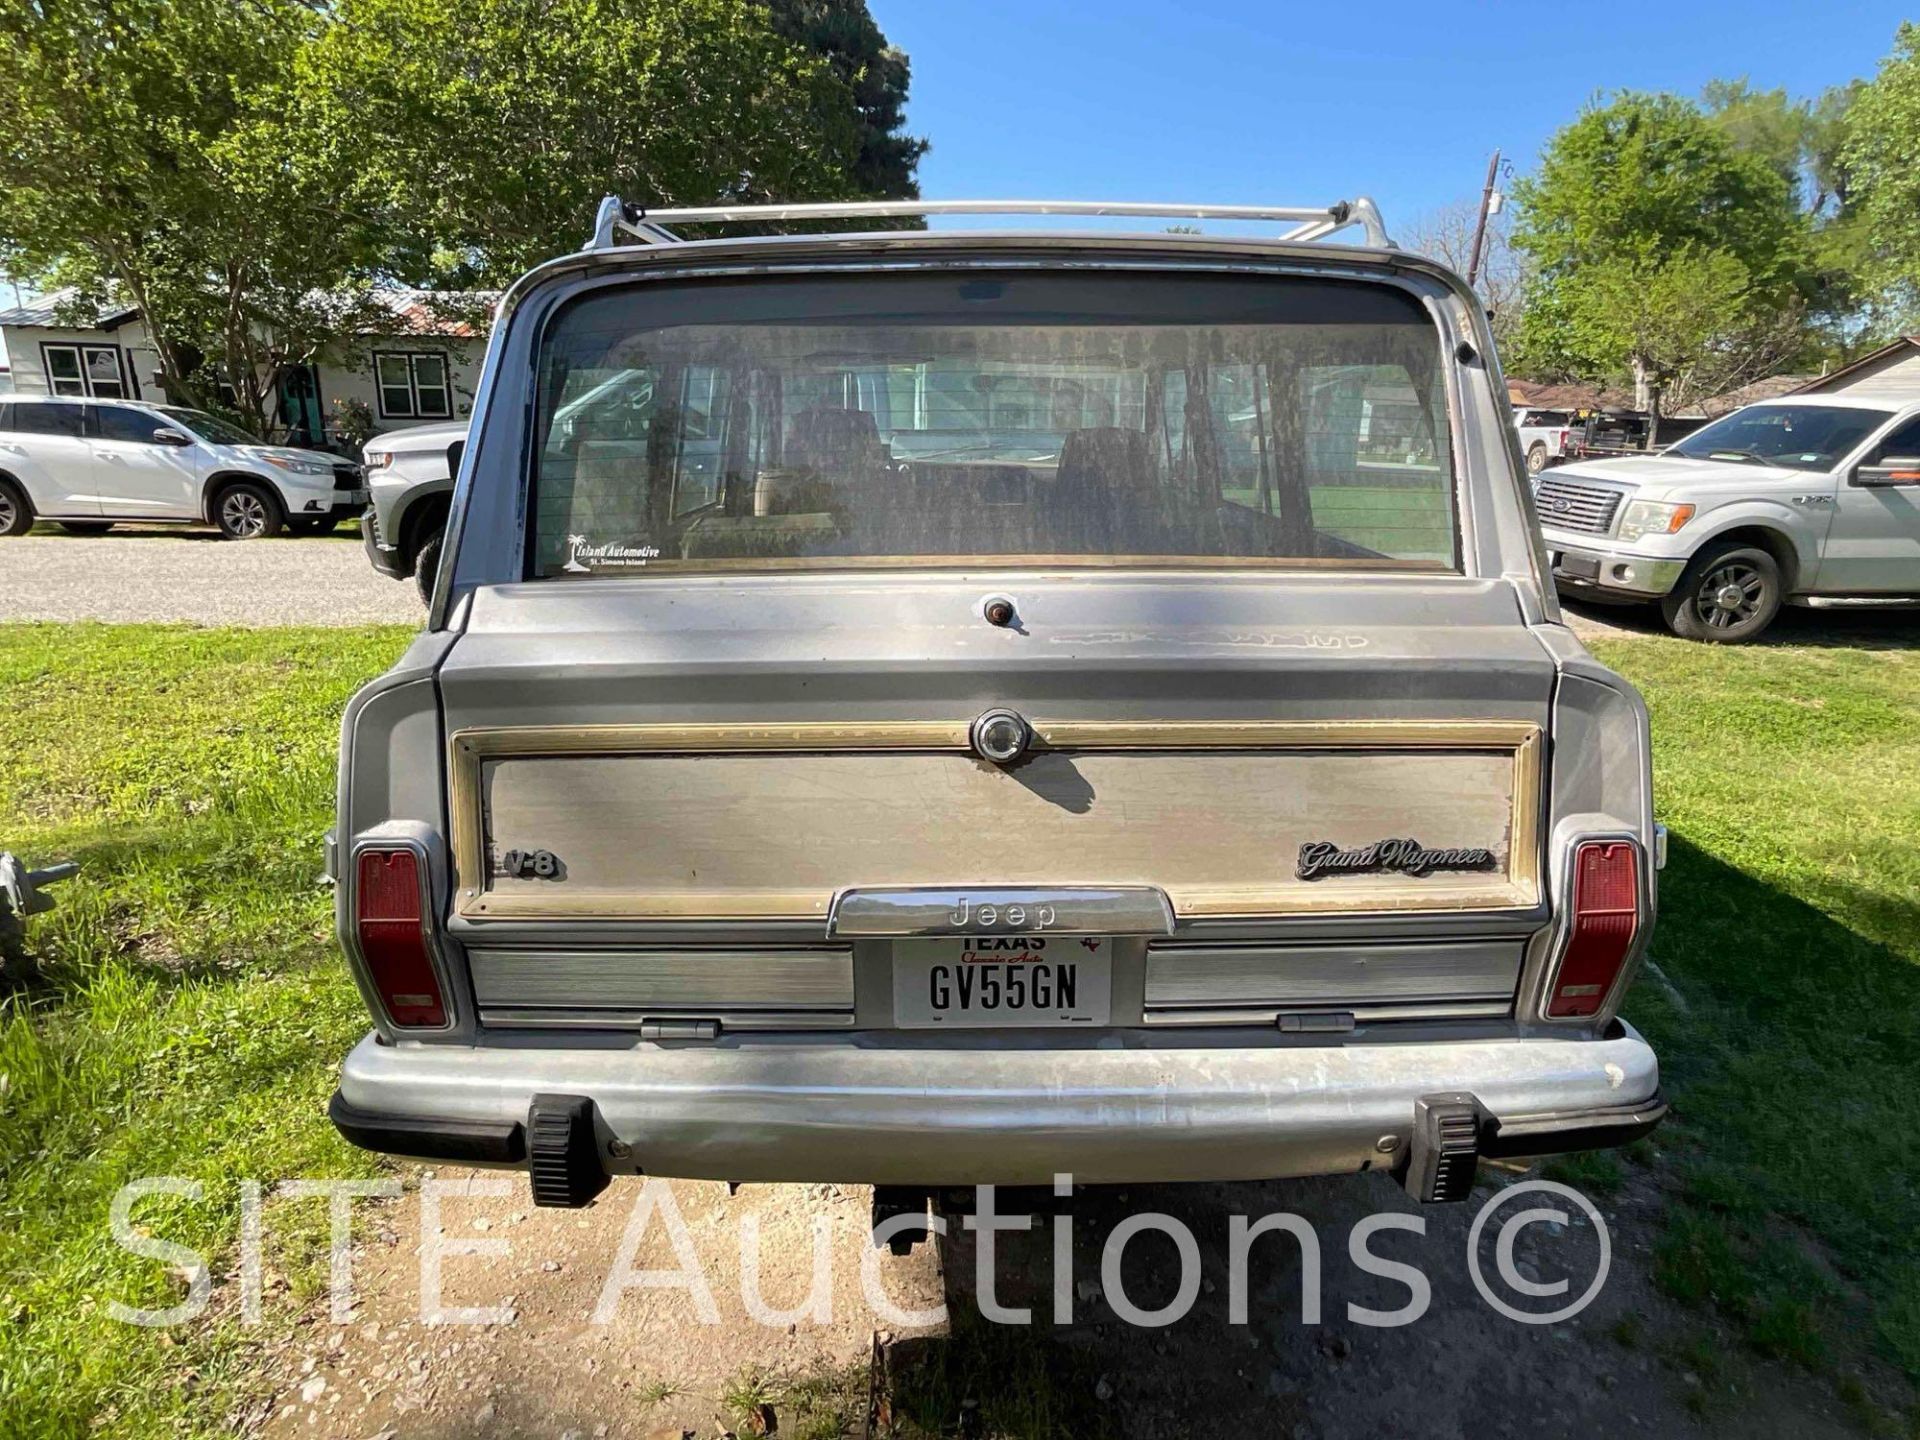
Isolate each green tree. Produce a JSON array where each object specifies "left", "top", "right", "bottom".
[
  {"left": 0, "top": 0, "right": 385, "bottom": 429},
  {"left": 1844, "top": 22, "right": 1920, "bottom": 321},
  {"left": 763, "top": 0, "right": 928, "bottom": 198},
  {"left": 1511, "top": 92, "right": 1817, "bottom": 435},
  {"left": 300, "top": 0, "right": 911, "bottom": 286},
  {"left": 0, "top": 0, "right": 925, "bottom": 428}
]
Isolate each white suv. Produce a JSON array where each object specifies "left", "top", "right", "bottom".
[{"left": 0, "top": 395, "right": 366, "bottom": 539}]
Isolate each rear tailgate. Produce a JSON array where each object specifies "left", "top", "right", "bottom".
[{"left": 433, "top": 571, "right": 1555, "bottom": 1029}]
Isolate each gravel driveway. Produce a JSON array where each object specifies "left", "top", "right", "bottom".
[
  {"left": 6, "top": 529, "right": 1910, "bottom": 648},
  {"left": 0, "top": 526, "right": 423, "bottom": 626}
]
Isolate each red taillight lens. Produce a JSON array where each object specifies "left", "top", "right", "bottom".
[
  {"left": 355, "top": 849, "right": 446, "bottom": 1027},
  {"left": 1559, "top": 428, "right": 1570, "bottom": 448},
  {"left": 1546, "top": 841, "right": 1640, "bottom": 1018}
]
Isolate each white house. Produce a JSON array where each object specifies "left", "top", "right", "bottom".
[
  {"left": 0, "top": 289, "right": 487, "bottom": 449},
  {"left": 1792, "top": 336, "right": 1920, "bottom": 404}
]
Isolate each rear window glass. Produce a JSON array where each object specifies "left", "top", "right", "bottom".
[{"left": 530, "top": 272, "right": 1457, "bottom": 576}]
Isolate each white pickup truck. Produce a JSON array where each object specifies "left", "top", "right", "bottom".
[
  {"left": 1536, "top": 396, "right": 1920, "bottom": 640},
  {"left": 1513, "top": 407, "right": 1574, "bottom": 475}
]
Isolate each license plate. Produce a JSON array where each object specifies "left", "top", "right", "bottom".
[
  {"left": 892, "top": 937, "right": 1112, "bottom": 1028},
  {"left": 343, "top": 488, "right": 370, "bottom": 505}
]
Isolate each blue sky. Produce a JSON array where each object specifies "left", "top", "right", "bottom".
[{"left": 871, "top": 1, "right": 1912, "bottom": 234}]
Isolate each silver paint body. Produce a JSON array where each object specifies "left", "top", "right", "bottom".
[{"left": 331, "top": 227, "right": 1661, "bottom": 1184}]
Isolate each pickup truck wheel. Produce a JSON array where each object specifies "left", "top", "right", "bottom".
[
  {"left": 413, "top": 529, "right": 444, "bottom": 606},
  {"left": 1525, "top": 443, "right": 1549, "bottom": 475},
  {"left": 213, "top": 482, "right": 283, "bottom": 540},
  {"left": 58, "top": 521, "right": 114, "bottom": 536},
  {"left": 1660, "top": 543, "right": 1782, "bottom": 642},
  {"left": 0, "top": 478, "right": 33, "bottom": 536}
]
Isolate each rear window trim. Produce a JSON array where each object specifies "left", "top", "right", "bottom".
[{"left": 516, "top": 257, "right": 1470, "bottom": 584}]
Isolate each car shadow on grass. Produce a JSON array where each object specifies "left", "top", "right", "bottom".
[
  {"left": 1561, "top": 594, "right": 1920, "bottom": 650},
  {"left": 1629, "top": 832, "right": 1920, "bottom": 1391}
]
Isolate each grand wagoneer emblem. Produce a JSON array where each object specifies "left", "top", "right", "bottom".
[{"left": 1297, "top": 838, "right": 1498, "bottom": 881}]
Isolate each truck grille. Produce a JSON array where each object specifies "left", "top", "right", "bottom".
[
  {"left": 1533, "top": 476, "right": 1624, "bottom": 536},
  {"left": 333, "top": 463, "right": 363, "bottom": 492}
]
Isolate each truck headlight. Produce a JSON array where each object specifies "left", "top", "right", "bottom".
[{"left": 1617, "top": 500, "right": 1695, "bottom": 542}]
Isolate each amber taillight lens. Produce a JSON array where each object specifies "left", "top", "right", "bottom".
[
  {"left": 1546, "top": 841, "right": 1640, "bottom": 1019},
  {"left": 355, "top": 849, "right": 446, "bottom": 1027}
]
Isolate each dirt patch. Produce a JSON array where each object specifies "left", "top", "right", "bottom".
[
  {"left": 259, "top": 1173, "right": 941, "bottom": 1439},
  {"left": 256, "top": 1161, "right": 1892, "bottom": 1439}
]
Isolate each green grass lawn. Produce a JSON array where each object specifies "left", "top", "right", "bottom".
[
  {"left": 0, "top": 624, "right": 413, "bottom": 1437},
  {"left": 1585, "top": 631, "right": 1920, "bottom": 1388},
  {"left": 0, "top": 620, "right": 1915, "bottom": 1434}
]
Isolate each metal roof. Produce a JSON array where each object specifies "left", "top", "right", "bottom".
[
  {"left": 1791, "top": 336, "right": 1920, "bottom": 395},
  {"left": 0, "top": 287, "right": 142, "bottom": 329}
]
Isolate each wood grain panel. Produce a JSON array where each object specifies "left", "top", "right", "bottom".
[{"left": 452, "top": 722, "right": 1541, "bottom": 920}]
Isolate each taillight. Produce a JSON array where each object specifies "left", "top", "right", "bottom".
[
  {"left": 1546, "top": 841, "right": 1640, "bottom": 1018},
  {"left": 1558, "top": 428, "right": 1570, "bottom": 449},
  {"left": 355, "top": 848, "right": 446, "bottom": 1027}
]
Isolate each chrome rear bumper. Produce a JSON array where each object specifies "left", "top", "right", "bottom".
[{"left": 333, "top": 1023, "right": 1662, "bottom": 1187}]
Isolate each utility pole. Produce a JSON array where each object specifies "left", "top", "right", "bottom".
[{"left": 1465, "top": 149, "right": 1502, "bottom": 289}]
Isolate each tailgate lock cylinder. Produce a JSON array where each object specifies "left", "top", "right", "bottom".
[
  {"left": 527, "top": 1094, "right": 610, "bottom": 1208},
  {"left": 1403, "top": 1092, "right": 1484, "bottom": 1203}
]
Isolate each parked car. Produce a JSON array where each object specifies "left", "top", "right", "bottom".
[
  {"left": 1535, "top": 396, "right": 1920, "bottom": 641},
  {"left": 1513, "top": 406, "right": 1573, "bottom": 474},
  {"left": 325, "top": 197, "right": 1665, "bottom": 1219},
  {"left": 363, "top": 370, "right": 664, "bottom": 603},
  {"left": 0, "top": 395, "right": 364, "bottom": 539},
  {"left": 363, "top": 420, "right": 465, "bottom": 603}
]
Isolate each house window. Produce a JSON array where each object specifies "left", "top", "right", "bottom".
[
  {"left": 41, "top": 343, "right": 127, "bottom": 398},
  {"left": 374, "top": 352, "right": 453, "bottom": 419}
]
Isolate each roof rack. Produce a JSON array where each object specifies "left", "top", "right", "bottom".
[{"left": 587, "top": 196, "right": 1392, "bottom": 251}]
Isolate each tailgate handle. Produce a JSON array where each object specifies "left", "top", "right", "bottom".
[
  {"left": 827, "top": 886, "right": 1175, "bottom": 939},
  {"left": 638, "top": 1018, "right": 721, "bottom": 1041}
]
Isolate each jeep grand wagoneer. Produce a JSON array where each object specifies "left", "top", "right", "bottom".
[{"left": 326, "top": 198, "right": 1664, "bottom": 1210}]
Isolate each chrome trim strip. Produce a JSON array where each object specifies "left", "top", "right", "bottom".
[
  {"left": 1141, "top": 1000, "right": 1514, "bottom": 1027},
  {"left": 1144, "top": 939, "right": 1524, "bottom": 1007},
  {"left": 468, "top": 946, "right": 855, "bottom": 1010},
  {"left": 476, "top": 1007, "right": 855, "bottom": 1032},
  {"left": 828, "top": 886, "right": 1176, "bottom": 938}
]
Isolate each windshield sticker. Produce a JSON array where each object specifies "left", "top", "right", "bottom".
[{"left": 562, "top": 535, "right": 662, "bottom": 573}]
